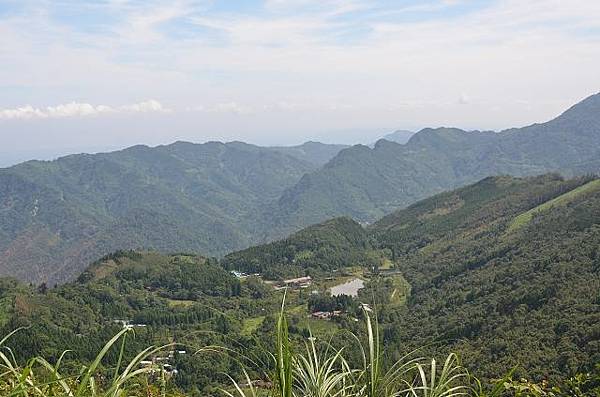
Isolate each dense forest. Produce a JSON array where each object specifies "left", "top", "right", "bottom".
[
  {"left": 1, "top": 173, "right": 599, "bottom": 395},
  {"left": 269, "top": 93, "right": 600, "bottom": 234},
  {"left": 0, "top": 141, "right": 344, "bottom": 285},
  {"left": 221, "top": 217, "right": 374, "bottom": 278},
  {"left": 225, "top": 173, "right": 600, "bottom": 381},
  {"left": 2, "top": 93, "right": 600, "bottom": 285}
]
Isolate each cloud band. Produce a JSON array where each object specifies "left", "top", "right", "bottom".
[{"left": 0, "top": 100, "right": 168, "bottom": 120}]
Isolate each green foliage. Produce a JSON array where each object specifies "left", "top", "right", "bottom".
[
  {"left": 483, "top": 364, "right": 600, "bottom": 397},
  {"left": 2, "top": 173, "right": 600, "bottom": 394},
  {"left": 3, "top": 94, "right": 600, "bottom": 286},
  {"left": 0, "top": 141, "right": 338, "bottom": 285},
  {"left": 368, "top": 174, "right": 600, "bottom": 381},
  {"left": 0, "top": 327, "right": 181, "bottom": 397},
  {"left": 307, "top": 294, "right": 357, "bottom": 313},
  {"left": 271, "top": 93, "right": 600, "bottom": 232},
  {"left": 222, "top": 217, "right": 373, "bottom": 279},
  {"left": 0, "top": 251, "right": 286, "bottom": 394},
  {"left": 1, "top": 320, "right": 598, "bottom": 396}
]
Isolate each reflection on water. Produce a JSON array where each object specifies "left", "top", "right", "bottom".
[{"left": 330, "top": 278, "right": 364, "bottom": 297}]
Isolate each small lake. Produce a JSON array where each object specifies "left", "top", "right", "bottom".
[{"left": 330, "top": 278, "right": 365, "bottom": 297}]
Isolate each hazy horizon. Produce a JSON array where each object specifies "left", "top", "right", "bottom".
[
  {"left": 0, "top": 126, "right": 396, "bottom": 167},
  {"left": 2, "top": 0, "right": 600, "bottom": 164}
]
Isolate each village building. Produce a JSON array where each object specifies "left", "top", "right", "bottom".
[
  {"left": 311, "top": 310, "right": 342, "bottom": 320},
  {"left": 281, "top": 276, "right": 312, "bottom": 288}
]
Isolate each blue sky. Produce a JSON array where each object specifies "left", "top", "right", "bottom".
[{"left": 1, "top": 0, "right": 600, "bottom": 165}]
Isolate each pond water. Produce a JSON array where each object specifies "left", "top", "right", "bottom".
[{"left": 329, "top": 278, "right": 365, "bottom": 297}]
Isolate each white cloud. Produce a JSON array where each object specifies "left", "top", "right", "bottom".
[
  {"left": 121, "top": 99, "right": 167, "bottom": 113},
  {"left": 1, "top": 0, "right": 600, "bottom": 144},
  {"left": 0, "top": 100, "right": 168, "bottom": 120}
]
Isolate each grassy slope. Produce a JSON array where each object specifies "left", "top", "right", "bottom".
[
  {"left": 508, "top": 179, "right": 600, "bottom": 232},
  {"left": 1, "top": 174, "right": 599, "bottom": 389},
  {"left": 368, "top": 174, "right": 600, "bottom": 380}
]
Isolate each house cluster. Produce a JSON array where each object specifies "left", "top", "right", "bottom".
[
  {"left": 310, "top": 303, "right": 372, "bottom": 321},
  {"left": 311, "top": 310, "right": 342, "bottom": 320},
  {"left": 274, "top": 275, "right": 312, "bottom": 290},
  {"left": 139, "top": 349, "right": 187, "bottom": 376}
]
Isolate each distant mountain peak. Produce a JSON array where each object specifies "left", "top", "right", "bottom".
[
  {"left": 380, "top": 129, "right": 414, "bottom": 145},
  {"left": 373, "top": 138, "right": 401, "bottom": 150},
  {"left": 556, "top": 91, "right": 600, "bottom": 122}
]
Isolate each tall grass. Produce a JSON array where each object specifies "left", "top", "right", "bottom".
[
  {"left": 0, "top": 327, "right": 173, "bottom": 397},
  {"left": 225, "top": 302, "right": 471, "bottom": 397},
  {"left": 3, "top": 302, "right": 571, "bottom": 397}
]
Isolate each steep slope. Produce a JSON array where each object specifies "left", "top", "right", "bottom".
[
  {"left": 222, "top": 217, "right": 372, "bottom": 279},
  {"left": 226, "top": 174, "right": 600, "bottom": 379},
  {"left": 368, "top": 174, "right": 600, "bottom": 379},
  {"left": 0, "top": 141, "right": 315, "bottom": 284},
  {"left": 272, "top": 93, "right": 600, "bottom": 231}
]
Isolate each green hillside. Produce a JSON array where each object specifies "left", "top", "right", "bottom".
[
  {"left": 226, "top": 174, "right": 600, "bottom": 380},
  {"left": 369, "top": 174, "right": 600, "bottom": 380},
  {"left": 0, "top": 251, "right": 281, "bottom": 395},
  {"left": 2, "top": 94, "right": 600, "bottom": 286},
  {"left": 0, "top": 141, "right": 342, "bottom": 285},
  {"left": 1, "top": 174, "right": 600, "bottom": 395},
  {"left": 222, "top": 217, "right": 373, "bottom": 278},
  {"left": 271, "top": 93, "right": 600, "bottom": 233}
]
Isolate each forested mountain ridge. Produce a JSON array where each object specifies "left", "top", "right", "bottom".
[
  {"left": 270, "top": 93, "right": 600, "bottom": 232},
  {"left": 2, "top": 94, "right": 600, "bottom": 285},
  {"left": 226, "top": 173, "right": 600, "bottom": 379},
  {"left": 371, "top": 174, "right": 600, "bottom": 379},
  {"left": 0, "top": 141, "right": 342, "bottom": 285},
  {"left": 222, "top": 217, "right": 372, "bottom": 278},
  {"left": 0, "top": 174, "right": 599, "bottom": 394}
]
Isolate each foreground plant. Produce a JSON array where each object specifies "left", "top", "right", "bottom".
[
  {"left": 4, "top": 304, "right": 595, "bottom": 397},
  {"left": 0, "top": 327, "right": 174, "bottom": 397},
  {"left": 224, "top": 299, "right": 470, "bottom": 397}
]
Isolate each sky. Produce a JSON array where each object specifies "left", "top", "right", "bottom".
[{"left": 1, "top": 0, "right": 600, "bottom": 166}]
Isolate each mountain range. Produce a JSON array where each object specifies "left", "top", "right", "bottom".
[
  {"left": 0, "top": 141, "right": 343, "bottom": 284},
  {"left": 1, "top": 93, "right": 600, "bottom": 284},
  {"left": 2, "top": 173, "right": 598, "bottom": 392},
  {"left": 270, "top": 93, "right": 600, "bottom": 233},
  {"left": 225, "top": 173, "right": 600, "bottom": 379}
]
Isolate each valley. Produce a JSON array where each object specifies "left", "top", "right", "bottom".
[
  {"left": 3, "top": 2, "right": 600, "bottom": 395},
  {"left": 2, "top": 94, "right": 600, "bottom": 285},
  {"left": 1, "top": 173, "right": 599, "bottom": 395}
]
